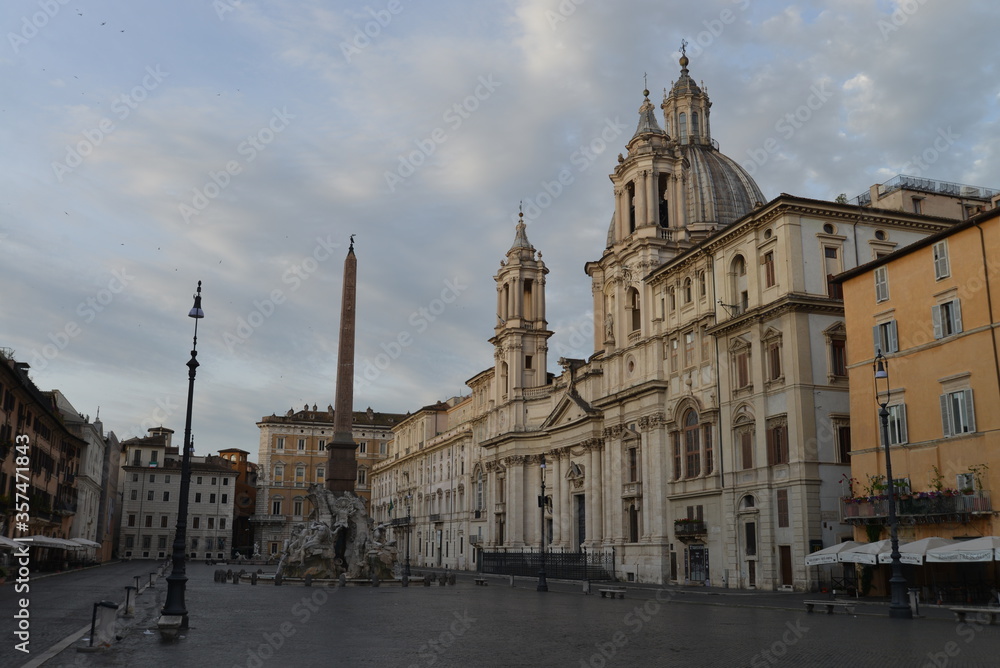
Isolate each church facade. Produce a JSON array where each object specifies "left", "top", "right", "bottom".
[{"left": 371, "top": 56, "right": 964, "bottom": 589}]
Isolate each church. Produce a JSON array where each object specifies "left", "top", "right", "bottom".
[{"left": 371, "top": 53, "right": 964, "bottom": 589}]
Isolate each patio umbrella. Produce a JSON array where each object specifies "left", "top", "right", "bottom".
[
  {"left": 0, "top": 535, "right": 21, "bottom": 550},
  {"left": 839, "top": 539, "right": 908, "bottom": 565},
  {"left": 926, "top": 536, "right": 1000, "bottom": 563},
  {"left": 804, "top": 541, "right": 865, "bottom": 566},
  {"left": 879, "top": 537, "right": 958, "bottom": 565},
  {"left": 69, "top": 537, "right": 102, "bottom": 548}
]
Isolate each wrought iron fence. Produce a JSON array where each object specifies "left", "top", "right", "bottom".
[{"left": 478, "top": 547, "right": 615, "bottom": 581}]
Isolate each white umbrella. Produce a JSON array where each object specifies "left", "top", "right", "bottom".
[
  {"left": 839, "top": 539, "right": 907, "bottom": 565},
  {"left": 69, "top": 537, "right": 102, "bottom": 549},
  {"left": 805, "top": 541, "right": 865, "bottom": 566},
  {"left": 23, "top": 536, "right": 83, "bottom": 550},
  {"left": 879, "top": 537, "right": 958, "bottom": 565},
  {"left": 926, "top": 536, "right": 1000, "bottom": 563},
  {"left": 0, "top": 535, "right": 21, "bottom": 550}
]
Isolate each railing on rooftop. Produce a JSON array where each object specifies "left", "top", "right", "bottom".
[{"left": 849, "top": 175, "right": 998, "bottom": 206}]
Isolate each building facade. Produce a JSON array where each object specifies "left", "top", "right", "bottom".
[
  {"left": 118, "top": 427, "right": 237, "bottom": 560},
  {"left": 218, "top": 448, "right": 258, "bottom": 557},
  {"left": 838, "top": 206, "right": 1000, "bottom": 542},
  {"left": 371, "top": 56, "right": 990, "bottom": 590},
  {"left": 252, "top": 405, "right": 405, "bottom": 558},
  {"left": 0, "top": 351, "right": 84, "bottom": 563}
]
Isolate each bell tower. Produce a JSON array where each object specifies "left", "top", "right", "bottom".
[{"left": 490, "top": 210, "right": 552, "bottom": 412}]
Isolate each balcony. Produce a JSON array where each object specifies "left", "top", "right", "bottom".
[
  {"left": 495, "top": 503, "right": 506, "bottom": 514},
  {"left": 250, "top": 514, "right": 285, "bottom": 524},
  {"left": 622, "top": 482, "right": 642, "bottom": 499},
  {"left": 674, "top": 520, "right": 707, "bottom": 539},
  {"left": 429, "top": 514, "right": 442, "bottom": 523},
  {"left": 841, "top": 491, "right": 992, "bottom": 525},
  {"left": 390, "top": 517, "right": 410, "bottom": 527}
]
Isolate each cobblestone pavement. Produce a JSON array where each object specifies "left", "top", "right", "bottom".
[{"left": 16, "top": 563, "right": 1000, "bottom": 668}]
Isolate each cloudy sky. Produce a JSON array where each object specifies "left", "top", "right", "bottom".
[{"left": 2, "top": 0, "right": 998, "bottom": 460}]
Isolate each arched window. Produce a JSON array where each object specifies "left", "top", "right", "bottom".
[
  {"left": 476, "top": 471, "right": 485, "bottom": 511},
  {"left": 627, "top": 287, "right": 641, "bottom": 332},
  {"left": 691, "top": 112, "right": 700, "bottom": 138},
  {"left": 684, "top": 409, "right": 701, "bottom": 478},
  {"left": 684, "top": 277, "right": 693, "bottom": 303},
  {"left": 679, "top": 112, "right": 688, "bottom": 142},
  {"left": 627, "top": 181, "right": 637, "bottom": 233},
  {"left": 731, "top": 255, "right": 748, "bottom": 314},
  {"left": 628, "top": 503, "right": 639, "bottom": 543}
]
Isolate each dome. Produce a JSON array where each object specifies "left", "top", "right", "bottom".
[{"left": 680, "top": 143, "right": 764, "bottom": 228}]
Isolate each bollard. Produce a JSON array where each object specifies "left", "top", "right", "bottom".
[
  {"left": 339, "top": 573, "right": 347, "bottom": 588},
  {"left": 149, "top": 572, "right": 156, "bottom": 588},
  {"left": 401, "top": 574, "right": 409, "bottom": 588},
  {"left": 251, "top": 572, "right": 258, "bottom": 586},
  {"left": 304, "top": 574, "right": 313, "bottom": 587},
  {"left": 274, "top": 572, "right": 283, "bottom": 586},
  {"left": 134, "top": 575, "right": 141, "bottom": 593},
  {"left": 123, "top": 586, "right": 136, "bottom": 615}
]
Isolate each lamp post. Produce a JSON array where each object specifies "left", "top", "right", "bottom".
[
  {"left": 161, "top": 281, "right": 205, "bottom": 627},
  {"left": 537, "top": 455, "right": 548, "bottom": 592},
  {"left": 404, "top": 493, "right": 412, "bottom": 577},
  {"left": 874, "top": 351, "right": 912, "bottom": 619}
]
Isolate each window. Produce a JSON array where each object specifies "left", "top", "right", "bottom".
[
  {"left": 276, "top": 437, "right": 285, "bottom": 450},
  {"left": 295, "top": 466, "right": 305, "bottom": 482},
  {"left": 158, "top": 536, "right": 167, "bottom": 549},
  {"left": 698, "top": 270, "right": 706, "bottom": 298},
  {"left": 162, "top": 491, "right": 170, "bottom": 502},
  {"left": 130, "top": 490, "right": 137, "bottom": 501},
  {"left": 316, "top": 468, "right": 325, "bottom": 482},
  {"left": 669, "top": 338, "right": 679, "bottom": 372},
  {"left": 731, "top": 256, "right": 748, "bottom": 314},
  {"left": 874, "top": 266, "right": 889, "bottom": 302},
  {"left": 684, "top": 278, "right": 693, "bottom": 303},
  {"left": 525, "top": 355, "right": 533, "bottom": 370},
  {"left": 824, "top": 247, "right": 842, "bottom": 299},
  {"left": 776, "top": 490, "right": 789, "bottom": 528},
  {"left": 476, "top": 472, "right": 485, "bottom": 510},
  {"left": 739, "top": 430, "right": 753, "bottom": 470},
  {"left": 220, "top": 518, "right": 226, "bottom": 530},
  {"left": 358, "top": 469, "right": 367, "bottom": 485},
  {"left": 679, "top": 112, "right": 687, "bottom": 141},
  {"left": 127, "top": 514, "right": 136, "bottom": 527},
  {"left": 932, "top": 300, "right": 962, "bottom": 339},
  {"left": 294, "top": 498, "right": 303, "bottom": 516},
  {"left": 767, "top": 421, "right": 789, "bottom": 465},
  {"left": 149, "top": 474, "right": 155, "bottom": 483},
  {"left": 132, "top": 473, "right": 138, "bottom": 482},
  {"left": 195, "top": 493, "right": 202, "bottom": 503},
  {"left": 133, "top": 450, "right": 141, "bottom": 465},
  {"left": 271, "top": 499, "right": 282, "bottom": 515},
  {"left": 912, "top": 197, "right": 922, "bottom": 214},
  {"left": 192, "top": 517, "right": 200, "bottom": 529},
  {"left": 142, "top": 535, "right": 151, "bottom": 549},
  {"left": 873, "top": 320, "right": 899, "bottom": 355},
  {"left": 223, "top": 478, "right": 229, "bottom": 485},
  {"left": 766, "top": 341, "right": 782, "bottom": 381},
  {"left": 125, "top": 536, "right": 134, "bottom": 548},
  {"left": 147, "top": 490, "right": 154, "bottom": 501},
  {"left": 628, "top": 288, "right": 641, "bottom": 331},
  {"left": 297, "top": 438, "right": 306, "bottom": 451},
  {"left": 745, "top": 522, "right": 757, "bottom": 556},
  {"left": 628, "top": 448, "right": 638, "bottom": 482},
  {"left": 209, "top": 493, "right": 216, "bottom": 504},
  {"left": 932, "top": 241, "right": 950, "bottom": 279},
  {"left": 887, "top": 404, "right": 908, "bottom": 445},
  {"left": 359, "top": 442, "right": 368, "bottom": 454},
  {"left": 830, "top": 338, "right": 847, "bottom": 377},
  {"left": 221, "top": 494, "right": 228, "bottom": 504},
  {"left": 380, "top": 442, "right": 387, "bottom": 455},
  {"left": 160, "top": 515, "right": 168, "bottom": 528},
  {"left": 684, "top": 331, "right": 695, "bottom": 367},
  {"left": 763, "top": 251, "right": 776, "bottom": 288},
  {"left": 735, "top": 349, "right": 750, "bottom": 389},
  {"left": 165, "top": 475, "right": 170, "bottom": 483},
  {"left": 836, "top": 423, "right": 852, "bottom": 463},
  {"left": 941, "top": 389, "right": 975, "bottom": 437},
  {"left": 684, "top": 410, "right": 701, "bottom": 478},
  {"left": 274, "top": 465, "right": 284, "bottom": 480},
  {"left": 208, "top": 517, "right": 215, "bottom": 529},
  {"left": 211, "top": 477, "right": 217, "bottom": 485},
  {"left": 196, "top": 477, "right": 202, "bottom": 485},
  {"left": 669, "top": 286, "right": 676, "bottom": 311},
  {"left": 318, "top": 440, "right": 326, "bottom": 451},
  {"left": 701, "top": 325, "right": 711, "bottom": 361}
]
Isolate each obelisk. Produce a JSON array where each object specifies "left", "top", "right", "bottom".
[{"left": 326, "top": 236, "right": 358, "bottom": 493}]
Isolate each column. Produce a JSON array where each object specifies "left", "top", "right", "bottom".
[
  {"left": 510, "top": 460, "right": 525, "bottom": 546},
  {"left": 640, "top": 428, "right": 652, "bottom": 541},
  {"left": 635, "top": 171, "right": 647, "bottom": 228},
  {"left": 552, "top": 452, "right": 563, "bottom": 546},
  {"left": 591, "top": 444, "right": 604, "bottom": 543},
  {"left": 647, "top": 170, "right": 657, "bottom": 226}
]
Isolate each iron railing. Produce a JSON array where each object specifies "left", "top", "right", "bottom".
[
  {"left": 841, "top": 491, "right": 991, "bottom": 524},
  {"left": 478, "top": 547, "right": 615, "bottom": 581}
]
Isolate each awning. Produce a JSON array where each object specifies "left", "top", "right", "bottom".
[
  {"left": 69, "top": 537, "right": 102, "bottom": 548},
  {"left": 926, "top": 536, "right": 1000, "bottom": 563},
  {"left": 878, "top": 537, "right": 958, "bottom": 565},
  {"left": 22, "top": 535, "right": 84, "bottom": 550},
  {"left": 839, "top": 539, "right": 906, "bottom": 565},
  {"left": 804, "top": 540, "right": 865, "bottom": 566},
  {"left": 0, "top": 536, "right": 21, "bottom": 550}
]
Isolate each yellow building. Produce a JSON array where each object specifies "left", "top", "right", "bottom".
[{"left": 838, "top": 205, "right": 1000, "bottom": 587}]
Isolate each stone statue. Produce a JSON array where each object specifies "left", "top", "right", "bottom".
[
  {"left": 605, "top": 312, "right": 614, "bottom": 341},
  {"left": 274, "top": 484, "right": 398, "bottom": 580}
]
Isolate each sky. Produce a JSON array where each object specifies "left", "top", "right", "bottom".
[{"left": 2, "top": 0, "right": 998, "bottom": 461}]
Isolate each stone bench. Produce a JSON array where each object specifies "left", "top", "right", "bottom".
[
  {"left": 804, "top": 600, "right": 855, "bottom": 614},
  {"left": 474, "top": 578, "right": 489, "bottom": 586},
  {"left": 599, "top": 588, "right": 626, "bottom": 599},
  {"left": 950, "top": 607, "right": 999, "bottom": 624}
]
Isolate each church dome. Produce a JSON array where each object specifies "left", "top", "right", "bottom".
[{"left": 680, "top": 142, "right": 764, "bottom": 229}]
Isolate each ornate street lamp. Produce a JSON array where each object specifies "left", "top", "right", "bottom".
[
  {"left": 874, "top": 351, "right": 912, "bottom": 619},
  {"left": 161, "top": 281, "right": 205, "bottom": 628},
  {"left": 537, "top": 455, "right": 548, "bottom": 592}
]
